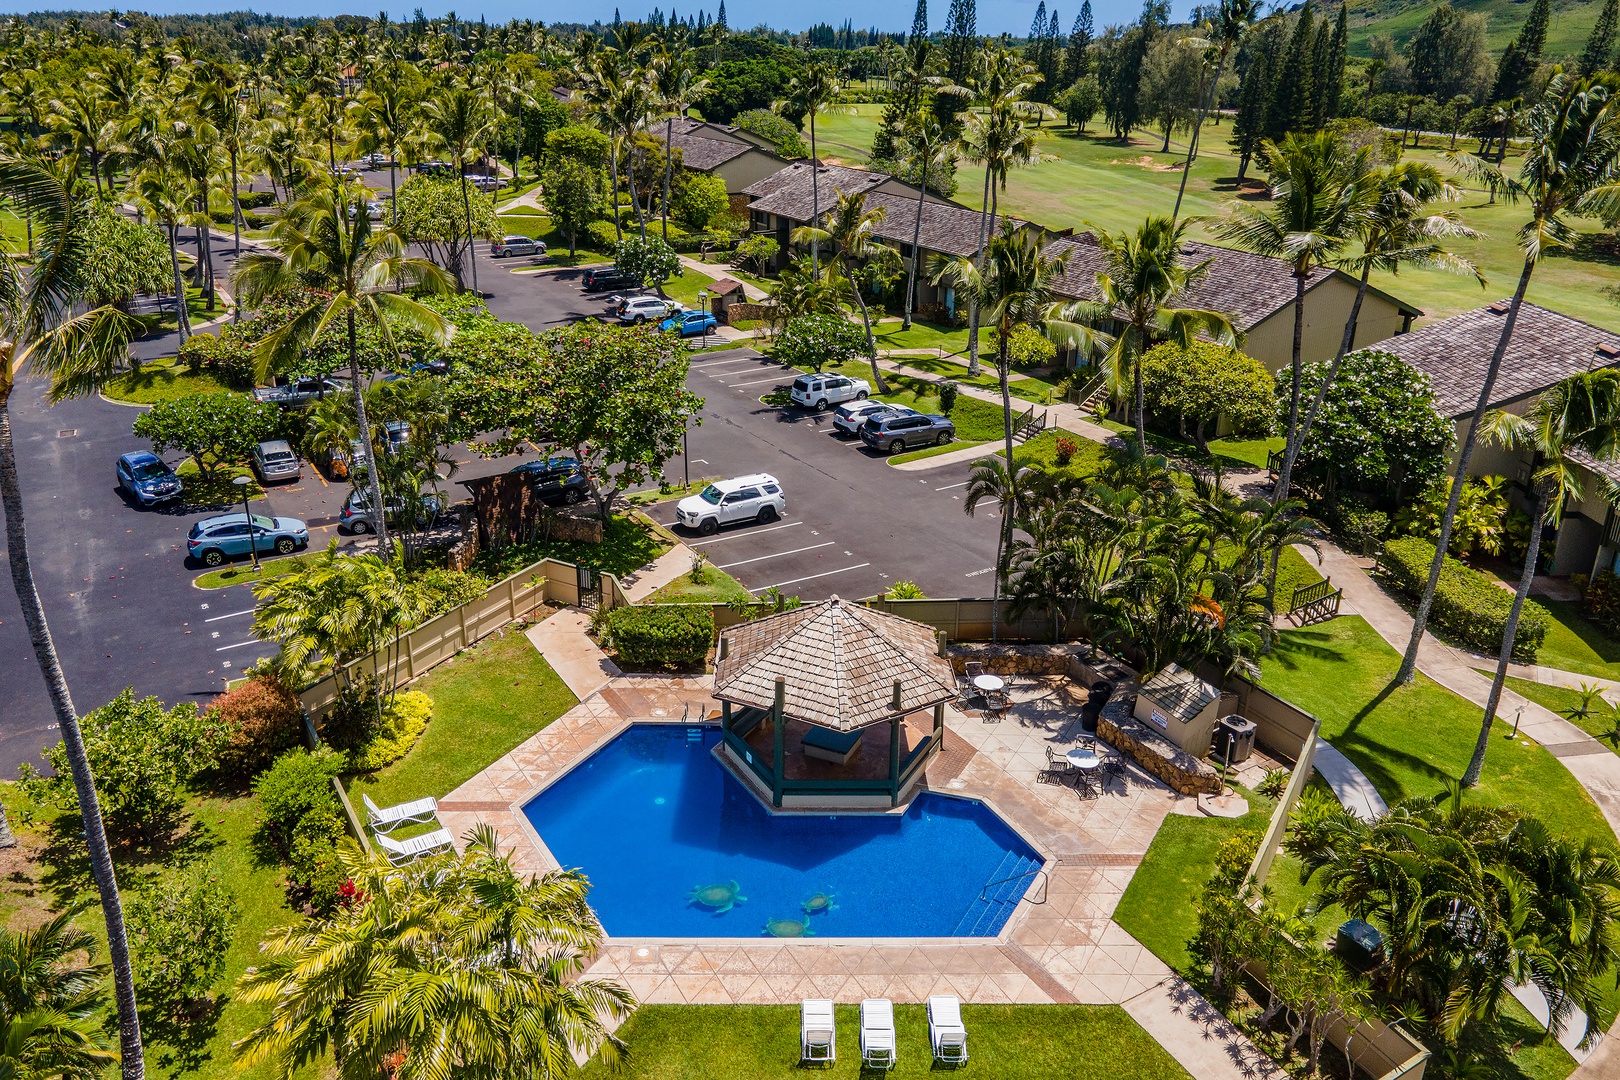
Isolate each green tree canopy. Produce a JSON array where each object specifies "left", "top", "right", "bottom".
[
  {"left": 132, "top": 392, "right": 280, "bottom": 477},
  {"left": 393, "top": 174, "right": 498, "bottom": 289},
  {"left": 80, "top": 200, "right": 169, "bottom": 309},
  {"left": 1142, "top": 340, "right": 1275, "bottom": 450}
]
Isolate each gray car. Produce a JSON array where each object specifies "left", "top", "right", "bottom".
[
  {"left": 251, "top": 439, "right": 302, "bottom": 483},
  {"left": 859, "top": 412, "right": 956, "bottom": 454},
  {"left": 252, "top": 376, "right": 345, "bottom": 408}
]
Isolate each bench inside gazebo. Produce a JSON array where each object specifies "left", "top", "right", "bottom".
[{"left": 712, "top": 596, "right": 961, "bottom": 809}]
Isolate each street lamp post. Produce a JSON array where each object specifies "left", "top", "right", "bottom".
[
  {"left": 698, "top": 289, "right": 709, "bottom": 350},
  {"left": 233, "top": 474, "right": 260, "bottom": 572}
]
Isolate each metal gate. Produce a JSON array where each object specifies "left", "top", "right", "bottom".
[{"left": 576, "top": 564, "right": 598, "bottom": 610}]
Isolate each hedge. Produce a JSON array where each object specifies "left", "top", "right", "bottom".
[
  {"left": 603, "top": 605, "right": 712, "bottom": 669},
  {"left": 1378, "top": 536, "right": 1548, "bottom": 662}
]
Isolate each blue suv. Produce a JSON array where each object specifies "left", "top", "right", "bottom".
[
  {"left": 115, "top": 452, "right": 183, "bottom": 506},
  {"left": 660, "top": 310, "right": 718, "bottom": 337},
  {"left": 186, "top": 512, "right": 310, "bottom": 567}
]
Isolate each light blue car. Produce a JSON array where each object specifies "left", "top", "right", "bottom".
[
  {"left": 660, "top": 310, "right": 719, "bottom": 337},
  {"left": 186, "top": 512, "right": 310, "bottom": 567}
]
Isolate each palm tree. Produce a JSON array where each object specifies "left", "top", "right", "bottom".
[
  {"left": 963, "top": 457, "right": 1029, "bottom": 642},
  {"left": 419, "top": 79, "right": 493, "bottom": 295},
  {"left": 1287, "top": 161, "right": 1483, "bottom": 506},
  {"left": 133, "top": 166, "right": 197, "bottom": 341},
  {"left": 579, "top": 50, "right": 635, "bottom": 245},
  {"left": 0, "top": 158, "right": 148, "bottom": 1080},
  {"left": 1397, "top": 73, "right": 1620, "bottom": 685},
  {"left": 790, "top": 189, "right": 898, "bottom": 391},
  {"left": 603, "top": 64, "right": 655, "bottom": 240},
  {"left": 900, "top": 118, "right": 952, "bottom": 331},
  {"left": 0, "top": 912, "right": 115, "bottom": 1080},
  {"left": 1216, "top": 129, "right": 1369, "bottom": 506},
  {"left": 1172, "top": 0, "right": 1259, "bottom": 220},
  {"left": 1051, "top": 215, "right": 1237, "bottom": 454},
  {"left": 231, "top": 185, "right": 454, "bottom": 560},
  {"left": 779, "top": 61, "right": 845, "bottom": 275},
  {"left": 236, "top": 830, "right": 634, "bottom": 1079},
  {"left": 1465, "top": 371, "right": 1620, "bottom": 786},
  {"left": 192, "top": 61, "right": 246, "bottom": 256},
  {"left": 957, "top": 98, "right": 1045, "bottom": 376},
  {"left": 354, "top": 75, "right": 414, "bottom": 226},
  {"left": 651, "top": 46, "right": 710, "bottom": 243}
]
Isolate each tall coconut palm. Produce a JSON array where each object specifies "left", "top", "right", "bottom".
[
  {"left": 0, "top": 911, "right": 114, "bottom": 1080},
  {"left": 133, "top": 166, "right": 197, "bottom": 341},
  {"left": 236, "top": 830, "right": 634, "bottom": 1079},
  {"left": 0, "top": 158, "right": 147, "bottom": 1080},
  {"left": 1051, "top": 215, "right": 1238, "bottom": 454},
  {"left": 1288, "top": 162, "right": 1482, "bottom": 505},
  {"left": 900, "top": 118, "right": 952, "bottom": 331},
  {"left": 192, "top": 60, "right": 246, "bottom": 256},
  {"left": 231, "top": 185, "right": 455, "bottom": 560},
  {"left": 354, "top": 74, "right": 414, "bottom": 226},
  {"left": 1216, "top": 129, "right": 1370, "bottom": 506},
  {"left": 1397, "top": 73, "right": 1620, "bottom": 685},
  {"left": 1465, "top": 371, "right": 1620, "bottom": 787},
  {"left": 779, "top": 61, "right": 846, "bottom": 276},
  {"left": 651, "top": 46, "right": 710, "bottom": 243},
  {"left": 790, "top": 189, "right": 899, "bottom": 391},
  {"left": 1172, "top": 0, "right": 1260, "bottom": 220},
  {"left": 419, "top": 79, "right": 493, "bottom": 295},
  {"left": 603, "top": 64, "right": 655, "bottom": 240},
  {"left": 580, "top": 50, "right": 633, "bottom": 245}
]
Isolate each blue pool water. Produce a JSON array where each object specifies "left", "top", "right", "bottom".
[{"left": 521, "top": 724, "right": 1042, "bottom": 938}]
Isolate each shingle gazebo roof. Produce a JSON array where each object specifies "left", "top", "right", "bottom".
[{"left": 714, "top": 596, "right": 959, "bottom": 732}]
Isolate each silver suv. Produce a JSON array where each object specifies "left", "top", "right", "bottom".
[
  {"left": 790, "top": 373, "right": 871, "bottom": 411},
  {"left": 674, "top": 473, "right": 786, "bottom": 535},
  {"left": 860, "top": 412, "right": 956, "bottom": 453},
  {"left": 251, "top": 439, "right": 302, "bottom": 483}
]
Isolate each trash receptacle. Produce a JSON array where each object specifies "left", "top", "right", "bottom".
[
  {"left": 1335, "top": 918, "right": 1385, "bottom": 971},
  {"left": 1213, "top": 715, "right": 1257, "bottom": 764}
]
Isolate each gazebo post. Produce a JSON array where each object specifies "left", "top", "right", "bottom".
[
  {"left": 889, "top": 679, "right": 902, "bottom": 806},
  {"left": 934, "top": 701, "right": 945, "bottom": 751},
  {"left": 772, "top": 676, "right": 786, "bottom": 808},
  {"left": 721, "top": 699, "right": 732, "bottom": 736}
]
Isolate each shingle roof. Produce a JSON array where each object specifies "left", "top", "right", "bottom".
[
  {"left": 713, "top": 596, "right": 959, "bottom": 732},
  {"left": 663, "top": 130, "right": 751, "bottom": 170},
  {"left": 859, "top": 190, "right": 1024, "bottom": 258},
  {"left": 741, "top": 161, "right": 887, "bottom": 210},
  {"left": 1566, "top": 446, "right": 1620, "bottom": 487},
  {"left": 1045, "top": 233, "right": 1347, "bottom": 332},
  {"left": 1374, "top": 301, "right": 1620, "bottom": 418},
  {"left": 1138, "top": 663, "right": 1219, "bottom": 723}
]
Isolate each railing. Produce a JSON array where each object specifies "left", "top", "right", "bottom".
[
  {"left": 1013, "top": 405, "right": 1047, "bottom": 441},
  {"left": 979, "top": 867, "right": 1048, "bottom": 906},
  {"left": 1067, "top": 368, "right": 1109, "bottom": 410},
  {"left": 1288, "top": 578, "right": 1342, "bottom": 626}
]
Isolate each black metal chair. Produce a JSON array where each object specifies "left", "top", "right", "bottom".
[
  {"left": 1073, "top": 772, "right": 1101, "bottom": 800},
  {"left": 1044, "top": 746, "right": 1074, "bottom": 772},
  {"left": 984, "top": 688, "right": 1010, "bottom": 723}
]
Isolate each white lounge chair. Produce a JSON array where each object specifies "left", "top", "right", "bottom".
[
  {"left": 800, "top": 998, "right": 836, "bottom": 1065},
  {"left": 928, "top": 994, "right": 969, "bottom": 1065},
  {"left": 362, "top": 792, "right": 438, "bottom": 834},
  {"left": 374, "top": 827, "right": 454, "bottom": 865},
  {"left": 860, "top": 998, "right": 896, "bottom": 1070}
]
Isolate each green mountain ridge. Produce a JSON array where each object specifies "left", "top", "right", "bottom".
[{"left": 1344, "top": 0, "right": 1607, "bottom": 56}]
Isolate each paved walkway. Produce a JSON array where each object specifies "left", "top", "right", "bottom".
[
  {"left": 676, "top": 255, "right": 773, "bottom": 302},
  {"left": 1123, "top": 978, "right": 1286, "bottom": 1080},
  {"left": 524, "top": 609, "right": 621, "bottom": 700},
  {"left": 1310, "top": 742, "right": 1388, "bottom": 822},
  {"left": 620, "top": 541, "right": 702, "bottom": 602},
  {"left": 1462, "top": 656, "right": 1620, "bottom": 702}
]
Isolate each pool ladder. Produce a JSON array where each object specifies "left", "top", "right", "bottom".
[{"left": 684, "top": 703, "right": 704, "bottom": 743}]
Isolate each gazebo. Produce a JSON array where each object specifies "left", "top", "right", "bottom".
[{"left": 712, "top": 596, "right": 961, "bottom": 809}]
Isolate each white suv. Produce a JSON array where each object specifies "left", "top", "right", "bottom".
[
  {"left": 791, "top": 372, "right": 871, "bottom": 411},
  {"left": 619, "top": 296, "right": 679, "bottom": 324},
  {"left": 675, "top": 474, "right": 786, "bottom": 535}
]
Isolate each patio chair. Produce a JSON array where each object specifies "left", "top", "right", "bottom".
[
  {"left": 1074, "top": 734, "right": 1096, "bottom": 751},
  {"left": 1102, "top": 755, "right": 1128, "bottom": 785},
  {"left": 984, "top": 688, "right": 1010, "bottom": 721},
  {"left": 860, "top": 998, "right": 897, "bottom": 1070},
  {"left": 1072, "top": 773, "right": 1101, "bottom": 801},
  {"left": 374, "top": 827, "right": 455, "bottom": 865},
  {"left": 362, "top": 792, "right": 438, "bottom": 834},
  {"left": 801, "top": 999, "right": 836, "bottom": 1065},
  {"left": 964, "top": 661, "right": 985, "bottom": 683},
  {"left": 1044, "top": 747, "right": 1074, "bottom": 772},
  {"left": 927, "top": 995, "right": 969, "bottom": 1065}
]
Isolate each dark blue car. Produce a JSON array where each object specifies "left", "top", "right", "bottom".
[
  {"left": 660, "top": 310, "right": 719, "bottom": 337},
  {"left": 115, "top": 451, "right": 183, "bottom": 506}
]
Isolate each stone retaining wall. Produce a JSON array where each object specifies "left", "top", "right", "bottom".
[
  {"left": 947, "top": 643, "right": 1076, "bottom": 676},
  {"left": 723, "top": 301, "right": 776, "bottom": 326},
  {"left": 1098, "top": 695, "right": 1223, "bottom": 796}
]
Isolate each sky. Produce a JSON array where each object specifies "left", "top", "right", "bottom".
[{"left": 0, "top": 0, "right": 1181, "bottom": 37}]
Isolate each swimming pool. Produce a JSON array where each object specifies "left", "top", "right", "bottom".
[{"left": 521, "top": 724, "right": 1042, "bottom": 939}]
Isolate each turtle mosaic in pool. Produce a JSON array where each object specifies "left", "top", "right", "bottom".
[{"left": 521, "top": 724, "right": 1043, "bottom": 938}]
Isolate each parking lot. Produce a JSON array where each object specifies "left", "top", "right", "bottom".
[{"left": 644, "top": 348, "right": 1008, "bottom": 600}]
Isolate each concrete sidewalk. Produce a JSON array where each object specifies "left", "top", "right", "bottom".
[
  {"left": 524, "top": 609, "right": 621, "bottom": 700},
  {"left": 1122, "top": 978, "right": 1286, "bottom": 1080},
  {"left": 676, "top": 255, "right": 772, "bottom": 301}
]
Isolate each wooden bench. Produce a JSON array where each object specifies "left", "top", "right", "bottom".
[{"left": 801, "top": 726, "right": 863, "bottom": 765}]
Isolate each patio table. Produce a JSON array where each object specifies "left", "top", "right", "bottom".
[
  {"left": 1066, "top": 748, "right": 1101, "bottom": 770},
  {"left": 972, "top": 674, "right": 1005, "bottom": 693}
]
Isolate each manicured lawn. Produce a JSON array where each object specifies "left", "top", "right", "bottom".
[
  {"left": 1260, "top": 616, "right": 1615, "bottom": 847},
  {"left": 131, "top": 286, "right": 220, "bottom": 338},
  {"left": 1273, "top": 544, "right": 1325, "bottom": 609},
  {"left": 104, "top": 356, "right": 238, "bottom": 404},
  {"left": 1531, "top": 599, "right": 1620, "bottom": 681},
  {"left": 1113, "top": 799, "right": 1272, "bottom": 973},
  {"left": 626, "top": 479, "right": 720, "bottom": 506},
  {"left": 897, "top": 353, "right": 1062, "bottom": 405},
  {"left": 471, "top": 513, "right": 674, "bottom": 581},
  {"left": 346, "top": 624, "right": 577, "bottom": 810},
  {"left": 1506, "top": 676, "right": 1620, "bottom": 754},
  {"left": 870, "top": 318, "right": 969, "bottom": 355},
  {"left": 645, "top": 565, "right": 752, "bottom": 604},
  {"left": 578, "top": 1004, "right": 1191, "bottom": 1080},
  {"left": 1205, "top": 436, "right": 1284, "bottom": 471},
  {"left": 886, "top": 439, "right": 990, "bottom": 466},
  {"left": 193, "top": 549, "right": 321, "bottom": 590}
]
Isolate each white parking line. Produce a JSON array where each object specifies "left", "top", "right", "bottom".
[
  {"left": 689, "top": 521, "right": 802, "bottom": 545},
  {"left": 724, "top": 374, "right": 794, "bottom": 387},
  {"left": 936, "top": 481, "right": 970, "bottom": 491},
  {"left": 703, "top": 360, "right": 763, "bottom": 375},
  {"left": 716, "top": 541, "right": 835, "bottom": 569},
  {"left": 204, "top": 608, "right": 255, "bottom": 623},
  {"left": 749, "top": 563, "right": 872, "bottom": 591},
  {"left": 215, "top": 639, "right": 265, "bottom": 652}
]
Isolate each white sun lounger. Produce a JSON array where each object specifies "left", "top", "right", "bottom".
[
  {"left": 800, "top": 998, "right": 836, "bottom": 1064},
  {"left": 928, "top": 994, "right": 969, "bottom": 1065},
  {"left": 362, "top": 792, "right": 438, "bottom": 833},
  {"left": 860, "top": 998, "right": 897, "bottom": 1070},
  {"left": 374, "top": 828, "right": 454, "bottom": 865}
]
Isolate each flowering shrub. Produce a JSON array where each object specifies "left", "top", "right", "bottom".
[
  {"left": 773, "top": 314, "right": 871, "bottom": 373},
  {"left": 1142, "top": 340, "right": 1274, "bottom": 445}
]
